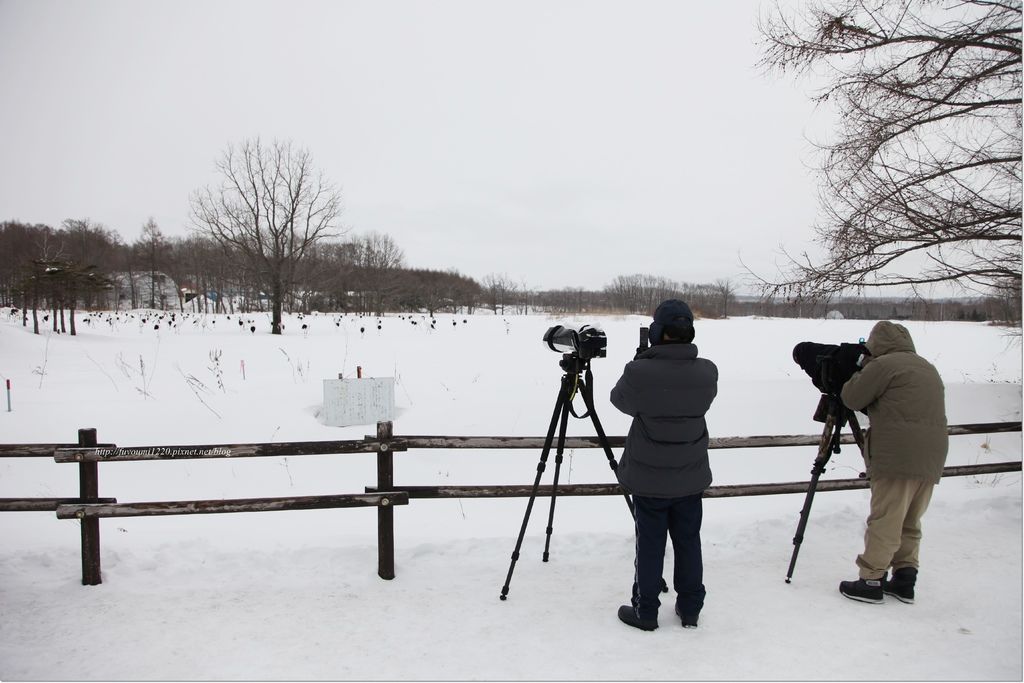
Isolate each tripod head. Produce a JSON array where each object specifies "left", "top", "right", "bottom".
[
  {"left": 556, "top": 353, "right": 597, "bottom": 420},
  {"left": 558, "top": 353, "right": 590, "bottom": 376},
  {"left": 811, "top": 393, "right": 852, "bottom": 458},
  {"left": 813, "top": 392, "right": 850, "bottom": 428}
]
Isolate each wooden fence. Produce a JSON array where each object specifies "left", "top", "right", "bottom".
[{"left": 1, "top": 420, "right": 1020, "bottom": 586}]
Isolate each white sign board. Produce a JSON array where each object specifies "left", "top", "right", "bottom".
[{"left": 322, "top": 377, "right": 395, "bottom": 427}]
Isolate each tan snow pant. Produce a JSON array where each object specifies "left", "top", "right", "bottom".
[{"left": 856, "top": 477, "right": 935, "bottom": 580}]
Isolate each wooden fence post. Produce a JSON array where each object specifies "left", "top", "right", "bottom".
[
  {"left": 374, "top": 421, "right": 393, "bottom": 581},
  {"left": 376, "top": 421, "right": 395, "bottom": 580},
  {"left": 78, "top": 428, "right": 102, "bottom": 586}
]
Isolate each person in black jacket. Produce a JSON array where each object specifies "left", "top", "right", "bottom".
[{"left": 610, "top": 299, "right": 718, "bottom": 631}]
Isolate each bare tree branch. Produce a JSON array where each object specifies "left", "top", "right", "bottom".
[{"left": 755, "top": 0, "right": 1021, "bottom": 303}]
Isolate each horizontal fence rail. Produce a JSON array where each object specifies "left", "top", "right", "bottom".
[
  {"left": 56, "top": 492, "right": 409, "bottom": 519},
  {"left": 394, "top": 421, "right": 1020, "bottom": 451},
  {"left": 366, "top": 463, "right": 1022, "bottom": 499},
  {"left": 54, "top": 439, "right": 389, "bottom": 463},
  {"left": 48, "top": 422, "right": 1021, "bottom": 463},
  {"left": 0, "top": 497, "right": 117, "bottom": 512},
  {"left": 0, "top": 443, "right": 116, "bottom": 458},
  {"left": 2, "top": 420, "right": 1019, "bottom": 587}
]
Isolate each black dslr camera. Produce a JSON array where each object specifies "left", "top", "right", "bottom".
[
  {"left": 792, "top": 341, "right": 869, "bottom": 397},
  {"left": 542, "top": 324, "right": 607, "bottom": 361}
]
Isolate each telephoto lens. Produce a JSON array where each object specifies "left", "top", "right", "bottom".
[{"left": 542, "top": 324, "right": 607, "bottom": 360}]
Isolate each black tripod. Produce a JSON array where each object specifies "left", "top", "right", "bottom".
[
  {"left": 499, "top": 353, "right": 634, "bottom": 601},
  {"left": 785, "top": 393, "right": 866, "bottom": 583}
]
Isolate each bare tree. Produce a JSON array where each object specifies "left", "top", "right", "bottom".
[
  {"left": 482, "top": 273, "right": 515, "bottom": 314},
  {"left": 138, "top": 218, "right": 165, "bottom": 309},
  {"left": 517, "top": 278, "right": 532, "bottom": 314},
  {"left": 604, "top": 274, "right": 684, "bottom": 314},
  {"left": 443, "top": 269, "right": 482, "bottom": 313},
  {"left": 0, "top": 221, "right": 47, "bottom": 309},
  {"left": 190, "top": 138, "right": 343, "bottom": 334},
  {"left": 354, "top": 232, "right": 405, "bottom": 316},
  {"left": 713, "top": 278, "right": 736, "bottom": 318},
  {"left": 757, "top": 0, "right": 1022, "bottom": 299}
]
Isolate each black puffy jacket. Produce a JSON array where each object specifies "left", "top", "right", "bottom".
[{"left": 610, "top": 343, "right": 718, "bottom": 498}]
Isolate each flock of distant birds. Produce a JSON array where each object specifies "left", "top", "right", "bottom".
[{"left": 5, "top": 308, "right": 478, "bottom": 336}]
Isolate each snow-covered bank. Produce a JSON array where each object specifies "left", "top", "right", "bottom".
[{"left": 1, "top": 313, "right": 1020, "bottom": 680}]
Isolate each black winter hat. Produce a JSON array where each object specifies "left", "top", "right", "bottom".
[{"left": 649, "top": 299, "right": 694, "bottom": 345}]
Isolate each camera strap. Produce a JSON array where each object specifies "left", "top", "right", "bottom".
[{"left": 567, "top": 368, "right": 594, "bottom": 420}]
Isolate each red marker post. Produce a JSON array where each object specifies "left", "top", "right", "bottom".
[{"left": 5, "top": 379, "right": 10, "bottom": 412}]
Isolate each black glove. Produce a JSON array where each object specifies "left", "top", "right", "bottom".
[{"left": 634, "top": 327, "right": 649, "bottom": 360}]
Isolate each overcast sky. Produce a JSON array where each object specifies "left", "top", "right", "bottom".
[{"left": 0, "top": 0, "right": 836, "bottom": 292}]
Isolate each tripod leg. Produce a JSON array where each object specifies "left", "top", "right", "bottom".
[
  {"left": 581, "top": 375, "right": 667, "bottom": 592},
  {"left": 542, "top": 386, "right": 572, "bottom": 562},
  {"left": 580, "top": 375, "right": 635, "bottom": 518},
  {"left": 846, "top": 410, "right": 867, "bottom": 457},
  {"left": 500, "top": 381, "right": 567, "bottom": 600},
  {"left": 785, "top": 403, "right": 841, "bottom": 583}
]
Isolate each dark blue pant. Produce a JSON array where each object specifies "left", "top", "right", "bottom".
[{"left": 631, "top": 493, "right": 705, "bottom": 620}]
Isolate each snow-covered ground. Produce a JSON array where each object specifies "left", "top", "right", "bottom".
[{"left": 1, "top": 310, "right": 1021, "bottom": 680}]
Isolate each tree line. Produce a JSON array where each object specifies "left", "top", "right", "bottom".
[
  {"left": 1, "top": 219, "right": 1016, "bottom": 335},
  {"left": 0, "top": 219, "right": 484, "bottom": 327}
]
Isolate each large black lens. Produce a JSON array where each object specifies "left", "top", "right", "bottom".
[
  {"left": 793, "top": 341, "right": 868, "bottom": 395},
  {"left": 542, "top": 324, "right": 607, "bottom": 359},
  {"left": 793, "top": 341, "right": 835, "bottom": 390},
  {"left": 543, "top": 325, "right": 578, "bottom": 354}
]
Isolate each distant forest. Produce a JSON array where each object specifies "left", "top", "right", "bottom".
[{"left": 1, "top": 219, "right": 1019, "bottom": 335}]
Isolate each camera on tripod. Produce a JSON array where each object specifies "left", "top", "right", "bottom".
[
  {"left": 786, "top": 340, "right": 870, "bottom": 583},
  {"left": 502, "top": 322, "right": 623, "bottom": 601},
  {"left": 792, "top": 341, "right": 869, "bottom": 397},
  {"left": 542, "top": 324, "right": 607, "bottom": 360}
]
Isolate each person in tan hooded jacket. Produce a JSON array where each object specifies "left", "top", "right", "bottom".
[{"left": 837, "top": 321, "right": 948, "bottom": 604}]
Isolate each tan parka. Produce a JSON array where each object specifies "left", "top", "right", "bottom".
[{"left": 840, "top": 321, "right": 949, "bottom": 484}]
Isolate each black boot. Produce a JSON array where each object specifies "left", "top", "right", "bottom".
[
  {"left": 617, "top": 605, "right": 658, "bottom": 631},
  {"left": 839, "top": 577, "right": 884, "bottom": 603},
  {"left": 883, "top": 567, "right": 917, "bottom": 604},
  {"left": 675, "top": 605, "right": 699, "bottom": 629}
]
